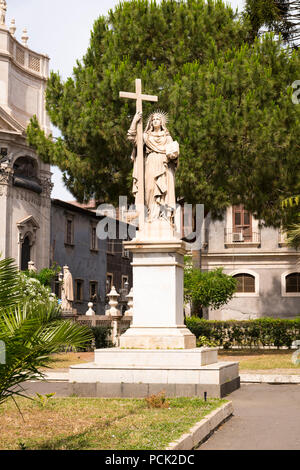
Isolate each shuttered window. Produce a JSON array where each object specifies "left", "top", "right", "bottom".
[{"left": 233, "top": 274, "right": 255, "bottom": 293}]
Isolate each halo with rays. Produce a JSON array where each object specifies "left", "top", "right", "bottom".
[{"left": 146, "top": 109, "right": 169, "bottom": 129}]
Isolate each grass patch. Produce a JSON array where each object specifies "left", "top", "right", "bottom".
[
  {"left": 219, "top": 349, "right": 300, "bottom": 370},
  {"left": 40, "top": 352, "right": 94, "bottom": 370},
  {"left": 0, "top": 396, "right": 226, "bottom": 450}
]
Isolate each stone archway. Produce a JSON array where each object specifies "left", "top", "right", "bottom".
[{"left": 17, "top": 216, "right": 39, "bottom": 270}]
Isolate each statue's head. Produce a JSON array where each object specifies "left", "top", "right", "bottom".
[{"left": 145, "top": 110, "right": 169, "bottom": 133}]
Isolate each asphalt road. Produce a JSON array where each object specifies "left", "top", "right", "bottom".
[{"left": 200, "top": 383, "right": 300, "bottom": 450}]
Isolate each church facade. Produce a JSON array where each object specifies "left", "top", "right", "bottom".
[{"left": 0, "top": 17, "right": 52, "bottom": 271}]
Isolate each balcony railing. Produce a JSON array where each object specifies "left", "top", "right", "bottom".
[{"left": 224, "top": 229, "right": 261, "bottom": 245}]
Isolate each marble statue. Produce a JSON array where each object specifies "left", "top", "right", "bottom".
[
  {"left": 28, "top": 260, "right": 37, "bottom": 273},
  {"left": 0, "top": 1, "right": 6, "bottom": 26},
  {"left": 128, "top": 110, "right": 179, "bottom": 222},
  {"left": 61, "top": 265, "right": 74, "bottom": 311}
]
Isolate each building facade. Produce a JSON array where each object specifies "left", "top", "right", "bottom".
[
  {"left": 0, "top": 11, "right": 133, "bottom": 316},
  {"left": 196, "top": 205, "right": 300, "bottom": 320},
  {"left": 0, "top": 18, "right": 52, "bottom": 271},
  {"left": 51, "top": 199, "right": 133, "bottom": 315}
]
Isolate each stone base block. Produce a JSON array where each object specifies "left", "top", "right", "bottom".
[
  {"left": 69, "top": 347, "right": 239, "bottom": 398},
  {"left": 69, "top": 377, "right": 240, "bottom": 399},
  {"left": 94, "top": 348, "right": 218, "bottom": 367},
  {"left": 69, "top": 360, "right": 238, "bottom": 385},
  {"left": 119, "top": 327, "right": 196, "bottom": 349}
]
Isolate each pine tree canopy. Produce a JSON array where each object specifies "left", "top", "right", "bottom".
[
  {"left": 27, "top": 0, "right": 300, "bottom": 226},
  {"left": 244, "top": 0, "right": 300, "bottom": 46}
]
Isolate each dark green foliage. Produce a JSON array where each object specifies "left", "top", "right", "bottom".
[
  {"left": 171, "top": 36, "right": 300, "bottom": 225},
  {"left": 26, "top": 0, "right": 249, "bottom": 206},
  {"left": 23, "top": 264, "right": 61, "bottom": 287},
  {"left": 184, "top": 267, "right": 237, "bottom": 311},
  {"left": 26, "top": 0, "right": 300, "bottom": 226},
  {"left": 90, "top": 326, "right": 113, "bottom": 349},
  {"left": 244, "top": 0, "right": 300, "bottom": 45},
  {"left": 0, "top": 258, "right": 93, "bottom": 405},
  {"left": 0, "top": 258, "right": 22, "bottom": 309},
  {"left": 186, "top": 316, "right": 300, "bottom": 348}
]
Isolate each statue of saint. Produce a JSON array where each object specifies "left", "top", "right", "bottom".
[
  {"left": 128, "top": 111, "right": 179, "bottom": 223},
  {"left": 0, "top": 1, "right": 7, "bottom": 26},
  {"left": 28, "top": 260, "right": 37, "bottom": 273},
  {"left": 61, "top": 266, "right": 74, "bottom": 311}
]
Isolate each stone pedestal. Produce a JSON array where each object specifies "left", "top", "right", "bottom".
[
  {"left": 119, "top": 236, "right": 196, "bottom": 349},
  {"left": 69, "top": 348, "right": 240, "bottom": 398},
  {"left": 69, "top": 224, "right": 240, "bottom": 398}
]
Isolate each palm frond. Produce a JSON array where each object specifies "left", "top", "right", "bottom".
[
  {"left": 0, "top": 257, "right": 22, "bottom": 310},
  {"left": 0, "top": 299, "right": 93, "bottom": 405},
  {"left": 286, "top": 223, "right": 300, "bottom": 248}
]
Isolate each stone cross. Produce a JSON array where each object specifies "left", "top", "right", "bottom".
[{"left": 119, "top": 79, "right": 158, "bottom": 230}]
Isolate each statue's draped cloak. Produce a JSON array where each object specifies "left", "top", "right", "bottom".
[{"left": 128, "top": 128, "right": 178, "bottom": 221}]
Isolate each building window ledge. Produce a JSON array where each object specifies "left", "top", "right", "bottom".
[
  {"left": 233, "top": 293, "right": 260, "bottom": 298},
  {"left": 225, "top": 242, "right": 261, "bottom": 248}
]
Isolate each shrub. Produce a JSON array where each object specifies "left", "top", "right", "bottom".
[
  {"left": 186, "top": 317, "right": 300, "bottom": 349},
  {"left": 145, "top": 391, "right": 170, "bottom": 409},
  {"left": 90, "top": 326, "right": 112, "bottom": 349},
  {"left": 18, "top": 272, "right": 59, "bottom": 308},
  {"left": 23, "top": 264, "right": 61, "bottom": 287},
  {"left": 196, "top": 336, "right": 219, "bottom": 348},
  {"left": 184, "top": 266, "right": 237, "bottom": 313}
]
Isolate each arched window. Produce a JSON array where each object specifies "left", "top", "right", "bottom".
[
  {"left": 286, "top": 273, "right": 300, "bottom": 293},
  {"left": 21, "top": 235, "right": 31, "bottom": 271},
  {"left": 233, "top": 273, "right": 255, "bottom": 293},
  {"left": 13, "top": 156, "right": 42, "bottom": 194},
  {"left": 13, "top": 156, "right": 38, "bottom": 179}
]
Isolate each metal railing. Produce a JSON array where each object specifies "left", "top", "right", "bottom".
[{"left": 224, "top": 229, "right": 261, "bottom": 244}]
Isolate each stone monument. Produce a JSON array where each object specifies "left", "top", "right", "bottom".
[
  {"left": 69, "top": 79, "right": 239, "bottom": 398},
  {"left": 61, "top": 265, "right": 74, "bottom": 313},
  {"left": 118, "top": 79, "right": 195, "bottom": 349}
]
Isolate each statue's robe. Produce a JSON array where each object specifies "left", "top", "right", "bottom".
[
  {"left": 62, "top": 269, "right": 74, "bottom": 311},
  {"left": 128, "top": 128, "right": 178, "bottom": 222}
]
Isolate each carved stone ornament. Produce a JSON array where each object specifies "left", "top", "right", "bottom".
[
  {"left": 17, "top": 215, "right": 40, "bottom": 244},
  {"left": 40, "top": 176, "right": 53, "bottom": 198},
  {"left": 0, "top": 167, "right": 13, "bottom": 185}
]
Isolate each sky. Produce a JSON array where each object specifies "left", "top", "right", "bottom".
[{"left": 7, "top": 0, "right": 245, "bottom": 201}]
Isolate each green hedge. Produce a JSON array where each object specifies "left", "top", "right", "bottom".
[
  {"left": 186, "top": 317, "right": 300, "bottom": 349},
  {"left": 90, "top": 326, "right": 112, "bottom": 349}
]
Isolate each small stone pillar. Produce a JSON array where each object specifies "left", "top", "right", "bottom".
[
  {"left": 86, "top": 302, "right": 95, "bottom": 316},
  {"left": 21, "top": 27, "right": 29, "bottom": 47},
  {"left": 9, "top": 19, "right": 16, "bottom": 36},
  {"left": 106, "top": 286, "right": 122, "bottom": 346},
  {"left": 106, "top": 286, "right": 120, "bottom": 317},
  {"left": 125, "top": 288, "right": 133, "bottom": 316}
]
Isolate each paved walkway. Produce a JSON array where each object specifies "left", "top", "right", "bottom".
[{"left": 200, "top": 383, "right": 300, "bottom": 450}]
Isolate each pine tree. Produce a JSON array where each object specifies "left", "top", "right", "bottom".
[
  {"left": 26, "top": 0, "right": 300, "bottom": 226},
  {"left": 244, "top": 0, "right": 300, "bottom": 46},
  {"left": 27, "top": 0, "right": 249, "bottom": 205}
]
